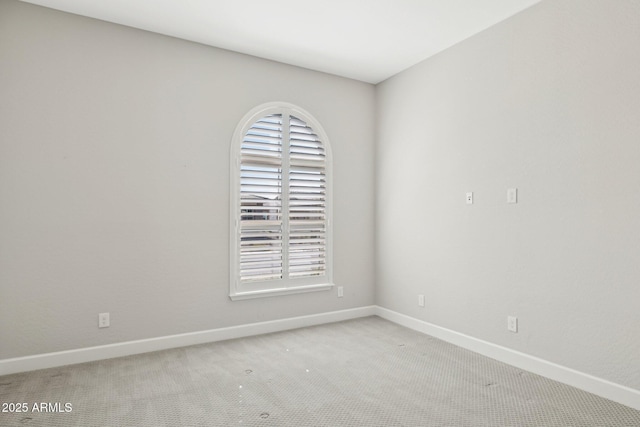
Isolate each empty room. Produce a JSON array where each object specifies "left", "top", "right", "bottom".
[{"left": 1, "top": 0, "right": 639, "bottom": 425}]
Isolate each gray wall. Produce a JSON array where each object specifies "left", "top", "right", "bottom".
[
  {"left": 0, "top": 0, "right": 376, "bottom": 359},
  {"left": 376, "top": 0, "right": 640, "bottom": 390}
]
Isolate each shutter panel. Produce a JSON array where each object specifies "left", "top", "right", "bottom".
[
  {"left": 239, "top": 114, "right": 283, "bottom": 282},
  {"left": 288, "top": 115, "right": 326, "bottom": 278}
]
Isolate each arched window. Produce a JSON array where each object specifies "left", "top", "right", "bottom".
[{"left": 230, "top": 103, "right": 333, "bottom": 300}]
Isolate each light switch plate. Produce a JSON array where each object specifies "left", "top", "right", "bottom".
[{"left": 98, "top": 312, "right": 110, "bottom": 328}]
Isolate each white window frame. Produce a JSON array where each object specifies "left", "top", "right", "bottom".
[{"left": 229, "top": 102, "right": 333, "bottom": 300}]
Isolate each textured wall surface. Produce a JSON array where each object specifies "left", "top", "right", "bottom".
[
  {"left": 0, "top": 0, "right": 375, "bottom": 359},
  {"left": 376, "top": 0, "right": 640, "bottom": 390}
]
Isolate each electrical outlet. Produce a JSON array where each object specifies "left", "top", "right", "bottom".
[
  {"left": 98, "top": 312, "right": 110, "bottom": 328},
  {"left": 337, "top": 286, "right": 343, "bottom": 298},
  {"left": 507, "top": 316, "right": 518, "bottom": 333},
  {"left": 507, "top": 188, "right": 518, "bottom": 204},
  {"left": 418, "top": 294, "right": 425, "bottom": 307}
]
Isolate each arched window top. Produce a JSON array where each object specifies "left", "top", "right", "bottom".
[
  {"left": 230, "top": 102, "right": 333, "bottom": 300},
  {"left": 230, "top": 102, "right": 332, "bottom": 162}
]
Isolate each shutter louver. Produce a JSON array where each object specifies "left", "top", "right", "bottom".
[
  {"left": 288, "top": 115, "right": 326, "bottom": 278},
  {"left": 239, "top": 114, "right": 283, "bottom": 282}
]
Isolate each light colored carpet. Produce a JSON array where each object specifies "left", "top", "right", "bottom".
[{"left": 1, "top": 316, "right": 638, "bottom": 426}]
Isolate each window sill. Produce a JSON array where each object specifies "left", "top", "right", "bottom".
[{"left": 229, "top": 283, "right": 334, "bottom": 301}]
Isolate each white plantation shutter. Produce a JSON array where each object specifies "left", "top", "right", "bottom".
[
  {"left": 231, "top": 103, "right": 332, "bottom": 299},
  {"left": 239, "top": 114, "right": 284, "bottom": 282},
  {"left": 288, "top": 116, "right": 326, "bottom": 278}
]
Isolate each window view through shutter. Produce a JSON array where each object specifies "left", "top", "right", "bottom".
[
  {"left": 234, "top": 106, "right": 330, "bottom": 293},
  {"left": 288, "top": 116, "right": 326, "bottom": 278},
  {"left": 239, "top": 114, "right": 283, "bottom": 282}
]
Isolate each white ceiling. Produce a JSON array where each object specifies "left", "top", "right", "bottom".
[{"left": 21, "top": 0, "right": 541, "bottom": 84}]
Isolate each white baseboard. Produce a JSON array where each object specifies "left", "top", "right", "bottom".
[
  {"left": 3, "top": 305, "right": 638, "bottom": 412},
  {"left": 0, "top": 306, "right": 376, "bottom": 377},
  {"left": 375, "top": 306, "right": 640, "bottom": 411}
]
